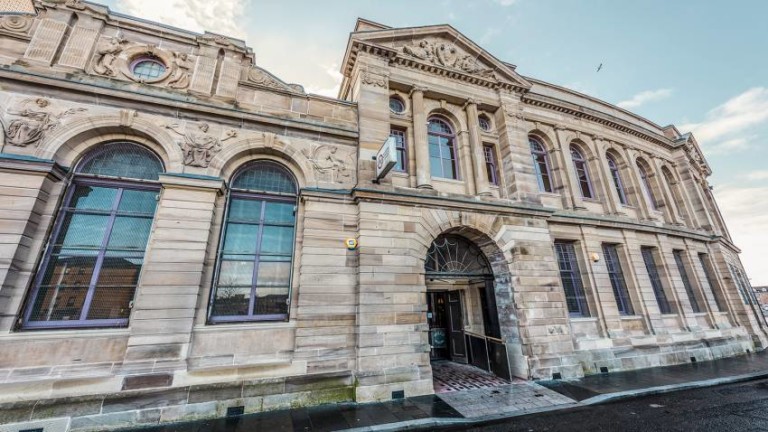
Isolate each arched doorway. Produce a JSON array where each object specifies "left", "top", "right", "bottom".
[{"left": 425, "top": 234, "right": 511, "bottom": 384}]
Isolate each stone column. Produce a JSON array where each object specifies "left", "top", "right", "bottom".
[
  {"left": 410, "top": 86, "right": 432, "bottom": 189},
  {"left": 124, "top": 173, "right": 223, "bottom": 369},
  {"left": 594, "top": 139, "right": 622, "bottom": 214},
  {"left": 464, "top": 99, "right": 491, "bottom": 196},
  {"left": 0, "top": 155, "right": 66, "bottom": 332}
]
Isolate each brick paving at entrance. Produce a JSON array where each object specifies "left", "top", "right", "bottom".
[
  {"left": 432, "top": 360, "right": 514, "bottom": 393},
  {"left": 437, "top": 382, "right": 577, "bottom": 418}
]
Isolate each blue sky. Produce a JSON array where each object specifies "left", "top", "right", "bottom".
[{"left": 102, "top": 0, "right": 768, "bottom": 285}]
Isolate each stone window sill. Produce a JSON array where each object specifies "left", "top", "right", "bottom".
[
  {"left": 569, "top": 317, "right": 598, "bottom": 322},
  {"left": 2, "top": 327, "right": 130, "bottom": 341},
  {"left": 194, "top": 321, "right": 296, "bottom": 332}
]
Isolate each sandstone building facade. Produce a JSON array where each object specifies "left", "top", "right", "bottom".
[{"left": 0, "top": 2, "right": 765, "bottom": 431}]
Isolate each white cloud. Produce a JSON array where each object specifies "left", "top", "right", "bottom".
[
  {"left": 679, "top": 87, "right": 768, "bottom": 144},
  {"left": 492, "top": 0, "right": 518, "bottom": 5},
  {"left": 744, "top": 170, "right": 768, "bottom": 181},
  {"left": 617, "top": 88, "right": 673, "bottom": 109},
  {"left": 714, "top": 185, "right": 768, "bottom": 286},
  {"left": 116, "top": 0, "right": 248, "bottom": 39},
  {"left": 303, "top": 63, "right": 343, "bottom": 98}
]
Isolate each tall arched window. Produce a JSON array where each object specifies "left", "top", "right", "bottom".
[
  {"left": 570, "top": 145, "right": 594, "bottom": 199},
  {"left": 22, "top": 142, "right": 164, "bottom": 329},
  {"left": 662, "top": 166, "right": 689, "bottom": 222},
  {"left": 210, "top": 161, "right": 297, "bottom": 323},
  {"left": 637, "top": 160, "right": 658, "bottom": 210},
  {"left": 606, "top": 153, "right": 627, "bottom": 205},
  {"left": 428, "top": 117, "right": 459, "bottom": 180},
  {"left": 529, "top": 137, "right": 553, "bottom": 193}
]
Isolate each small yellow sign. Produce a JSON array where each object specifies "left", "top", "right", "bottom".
[{"left": 345, "top": 238, "right": 358, "bottom": 250}]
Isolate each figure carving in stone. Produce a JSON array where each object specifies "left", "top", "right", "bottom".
[
  {"left": 166, "top": 123, "right": 236, "bottom": 168},
  {"left": 435, "top": 43, "right": 459, "bottom": 68},
  {"left": 361, "top": 72, "right": 386, "bottom": 88},
  {"left": 167, "top": 52, "right": 192, "bottom": 89},
  {"left": 302, "top": 145, "right": 352, "bottom": 183},
  {"left": 403, "top": 40, "right": 434, "bottom": 62},
  {"left": 2, "top": 98, "right": 86, "bottom": 147},
  {"left": 93, "top": 36, "right": 125, "bottom": 77}
]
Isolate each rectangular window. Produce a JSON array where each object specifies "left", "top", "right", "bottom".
[
  {"left": 390, "top": 128, "right": 407, "bottom": 172},
  {"left": 729, "top": 263, "right": 754, "bottom": 305},
  {"left": 699, "top": 253, "right": 724, "bottom": 311},
  {"left": 555, "top": 241, "right": 590, "bottom": 317},
  {"left": 483, "top": 144, "right": 499, "bottom": 186},
  {"left": 603, "top": 244, "right": 634, "bottom": 315},
  {"left": 673, "top": 250, "right": 701, "bottom": 313},
  {"left": 642, "top": 247, "right": 672, "bottom": 314}
]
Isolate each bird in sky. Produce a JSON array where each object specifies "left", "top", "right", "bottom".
[{"left": 596, "top": 63, "right": 603, "bottom": 72}]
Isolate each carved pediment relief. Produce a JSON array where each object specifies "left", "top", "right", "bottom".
[
  {"left": 245, "top": 66, "right": 300, "bottom": 93},
  {"left": 402, "top": 39, "right": 495, "bottom": 78}
]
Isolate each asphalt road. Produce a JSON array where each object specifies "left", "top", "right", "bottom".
[{"left": 432, "top": 378, "right": 768, "bottom": 432}]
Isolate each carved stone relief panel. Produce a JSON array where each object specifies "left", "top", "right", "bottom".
[
  {"left": 402, "top": 39, "right": 495, "bottom": 78},
  {"left": 301, "top": 144, "right": 355, "bottom": 184},
  {"left": 1, "top": 97, "right": 87, "bottom": 147},
  {"left": 0, "top": 15, "right": 33, "bottom": 35},
  {"left": 58, "top": 25, "right": 99, "bottom": 69},
  {"left": 24, "top": 18, "right": 68, "bottom": 63},
  {"left": 166, "top": 122, "right": 237, "bottom": 168}
]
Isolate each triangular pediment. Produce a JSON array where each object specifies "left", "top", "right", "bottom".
[{"left": 344, "top": 21, "right": 531, "bottom": 91}]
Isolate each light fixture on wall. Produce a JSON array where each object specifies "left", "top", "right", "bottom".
[{"left": 590, "top": 252, "right": 600, "bottom": 262}]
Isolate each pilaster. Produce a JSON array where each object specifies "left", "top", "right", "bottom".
[
  {"left": 410, "top": 86, "right": 432, "bottom": 189},
  {"left": 464, "top": 99, "right": 491, "bottom": 196}
]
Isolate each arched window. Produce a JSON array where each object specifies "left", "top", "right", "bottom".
[
  {"left": 22, "top": 142, "right": 164, "bottom": 329},
  {"left": 570, "top": 145, "right": 594, "bottom": 199},
  {"left": 210, "top": 161, "right": 297, "bottom": 323},
  {"left": 529, "top": 137, "right": 553, "bottom": 193},
  {"left": 606, "top": 153, "right": 627, "bottom": 205},
  {"left": 428, "top": 117, "right": 459, "bottom": 180},
  {"left": 637, "top": 160, "right": 657, "bottom": 210}
]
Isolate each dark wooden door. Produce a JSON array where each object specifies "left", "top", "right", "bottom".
[{"left": 447, "top": 291, "right": 467, "bottom": 363}]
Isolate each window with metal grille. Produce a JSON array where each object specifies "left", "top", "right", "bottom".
[
  {"left": 131, "top": 57, "right": 167, "bottom": 80},
  {"left": 699, "top": 253, "right": 724, "bottom": 311},
  {"left": 483, "top": 144, "right": 499, "bottom": 186},
  {"left": 428, "top": 117, "right": 459, "bottom": 180},
  {"left": 389, "top": 96, "right": 405, "bottom": 114},
  {"left": 555, "top": 241, "right": 590, "bottom": 317},
  {"left": 641, "top": 247, "right": 672, "bottom": 314},
  {"left": 22, "top": 142, "right": 163, "bottom": 329},
  {"left": 529, "top": 137, "right": 553, "bottom": 193},
  {"left": 607, "top": 153, "right": 628, "bottom": 205},
  {"left": 478, "top": 115, "right": 491, "bottom": 132},
  {"left": 570, "top": 145, "right": 594, "bottom": 199},
  {"left": 729, "top": 263, "right": 754, "bottom": 305},
  {"left": 389, "top": 128, "right": 407, "bottom": 172},
  {"left": 210, "top": 161, "right": 297, "bottom": 323},
  {"left": 603, "top": 244, "right": 633, "bottom": 315},
  {"left": 673, "top": 250, "right": 701, "bottom": 313}
]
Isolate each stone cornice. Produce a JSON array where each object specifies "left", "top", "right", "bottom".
[{"left": 522, "top": 92, "right": 675, "bottom": 149}]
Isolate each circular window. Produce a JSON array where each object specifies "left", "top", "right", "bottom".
[
  {"left": 478, "top": 115, "right": 491, "bottom": 132},
  {"left": 389, "top": 96, "right": 405, "bottom": 114},
  {"left": 131, "top": 56, "right": 167, "bottom": 80}
]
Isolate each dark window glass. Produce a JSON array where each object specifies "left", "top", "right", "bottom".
[
  {"left": 603, "top": 244, "right": 634, "bottom": 315},
  {"left": 211, "top": 162, "right": 296, "bottom": 322},
  {"left": 570, "top": 145, "right": 594, "bottom": 199},
  {"left": 428, "top": 118, "right": 459, "bottom": 180},
  {"left": 478, "top": 116, "right": 491, "bottom": 131},
  {"left": 699, "top": 253, "right": 724, "bottom": 312},
  {"left": 642, "top": 247, "right": 672, "bottom": 314},
  {"left": 529, "top": 137, "right": 553, "bottom": 193},
  {"left": 24, "top": 143, "right": 162, "bottom": 329},
  {"left": 389, "top": 96, "right": 405, "bottom": 114},
  {"left": 638, "top": 161, "right": 658, "bottom": 210},
  {"left": 131, "top": 57, "right": 166, "bottom": 80},
  {"left": 729, "top": 264, "right": 754, "bottom": 305},
  {"left": 483, "top": 144, "right": 499, "bottom": 186},
  {"left": 674, "top": 250, "right": 701, "bottom": 313},
  {"left": 607, "top": 154, "right": 628, "bottom": 205},
  {"left": 555, "top": 241, "right": 590, "bottom": 317},
  {"left": 390, "top": 128, "right": 408, "bottom": 172}
]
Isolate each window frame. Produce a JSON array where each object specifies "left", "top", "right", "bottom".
[
  {"left": 606, "top": 153, "right": 628, "bottom": 205},
  {"left": 555, "top": 241, "right": 591, "bottom": 317},
  {"left": 427, "top": 117, "right": 460, "bottom": 180},
  {"left": 570, "top": 145, "right": 594, "bottom": 199},
  {"left": 208, "top": 161, "right": 298, "bottom": 324},
  {"left": 21, "top": 143, "right": 163, "bottom": 330},
  {"left": 390, "top": 127, "right": 408, "bottom": 173},
  {"left": 699, "top": 253, "right": 725, "bottom": 312},
  {"left": 529, "top": 137, "right": 553, "bottom": 193},
  {"left": 483, "top": 143, "right": 500, "bottom": 186},
  {"left": 603, "top": 244, "right": 634, "bottom": 315},
  {"left": 641, "top": 247, "right": 672, "bottom": 314},
  {"left": 673, "top": 250, "right": 701, "bottom": 313},
  {"left": 637, "top": 160, "right": 658, "bottom": 210},
  {"left": 389, "top": 96, "right": 406, "bottom": 114}
]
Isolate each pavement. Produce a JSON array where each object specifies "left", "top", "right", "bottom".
[{"left": 126, "top": 350, "right": 768, "bottom": 432}]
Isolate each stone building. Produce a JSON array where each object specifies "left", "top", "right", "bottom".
[{"left": 0, "top": 2, "right": 765, "bottom": 431}]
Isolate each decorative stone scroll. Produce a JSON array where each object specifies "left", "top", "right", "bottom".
[
  {"left": 402, "top": 39, "right": 494, "bottom": 78},
  {"left": 302, "top": 144, "right": 353, "bottom": 183},
  {"left": 0, "top": 15, "right": 32, "bottom": 34},
  {"left": 246, "top": 66, "right": 293, "bottom": 91},
  {"left": 166, "top": 122, "right": 237, "bottom": 168},
  {"left": 1, "top": 98, "right": 86, "bottom": 147}
]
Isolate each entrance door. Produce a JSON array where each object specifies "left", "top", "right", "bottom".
[
  {"left": 447, "top": 291, "right": 467, "bottom": 363},
  {"left": 427, "top": 291, "right": 449, "bottom": 360}
]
